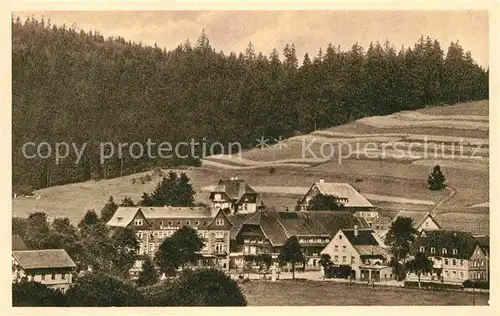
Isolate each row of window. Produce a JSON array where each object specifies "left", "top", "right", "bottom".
[
  {"left": 134, "top": 218, "right": 225, "bottom": 227},
  {"left": 423, "top": 270, "right": 466, "bottom": 280},
  {"left": 471, "top": 259, "right": 486, "bottom": 267},
  {"left": 299, "top": 238, "right": 330, "bottom": 244},
  {"left": 332, "top": 255, "right": 356, "bottom": 264},
  {"left": 136, "top": 229, "right": 227, "bottom": 240},
  {"left": 31, "top": 272, "right": 67, "bottom": 281},
  {"left": 420, "top": 246, "right": 458, "bottom": 255},
  {"left": 333, "top": 245, "right": 347, "bottom": 251}
]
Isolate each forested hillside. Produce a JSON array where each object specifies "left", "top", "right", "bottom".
[{"left": 12, "top": 16, "right": 489, "bottom": 191}]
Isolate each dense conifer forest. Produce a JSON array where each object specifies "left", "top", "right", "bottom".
[{"left": 12, "top": 16, "right": 489, "bottom": 191}]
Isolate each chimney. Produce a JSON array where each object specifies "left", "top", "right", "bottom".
[
  {"left": 319, "top": 179, "right": 325, "bottom": 184},
  {"left": 354, "top": 225, "right": 359, "bottom": 237}
]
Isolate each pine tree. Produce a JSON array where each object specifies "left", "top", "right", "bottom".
[
  {"left": 120, "top": 197, "right": 135, "bottom": 207},
  {"left": 138, "top": 192, "right": 153, "bottom": 206},
  {"left": 100, "top": 196, "right": 118, "bottom": 223},
  {"left": 428, "top": 165, "right": 446, "bottom": 190},
  {"left": 137, "top": 255, "right": 158, "bottom": 287}
]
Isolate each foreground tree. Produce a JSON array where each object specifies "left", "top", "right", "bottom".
[
  {"left": 137, "top": 255, "right": 158, "bottom": 287},
  {"left": 110, "top": 227, "right": 140, "bottom": 277},
  {"left": 308, "top": 194, "right": 343, "bottom": 211},
  {"left": 406, "top": 251, "right": 433, "bottom": 288},
  {"left": 384, "top": 217, "right": 418, "bottom": 280},
  {"left": 141, "top": 268, "right": 247, "bottom": 306},
  {"left": 278, "top": 236, "right": 305, "bottom": 279},
  {"left": 428, "top": 165, "right": 446, "bottom": 190},
  {"left": 66, "top": 273, "right": 146, "bottom": 306},
  {"left": 154, "top": 226, "right": 204, "bottom": 274},
  {"left": 318, "top": 253, "right": 332, "bottom": 280},
  {"left": 12, "top": 280, "right": 67, "bottom": 307}
]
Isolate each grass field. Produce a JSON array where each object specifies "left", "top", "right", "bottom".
[
  {"left": 240, "top": 280, "right": 489, "bottom": 306},
  {"left": 12, "top": 100, "right": 489, "bottom": 234}
]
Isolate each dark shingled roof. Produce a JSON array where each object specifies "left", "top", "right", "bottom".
[
  {"left": 237, "top": 211, "right": 367, "bottom": 246},
  {"left": 12, "top": 234, "right": 28, "bottom": 251},
  {"left": 413, "top": 230, "right": 479, "bottom": 259},
  {"left": 227, "top": 213, "right": 256, "bottom": 240},
  {"left": 342, "top": 229, "right": 379, "bottom": 246},
  {"left": 12, "top": 249, "right": 76, "bottom": 270},
  {"left": 474, "top": 235, "right": 489, "bottom": 254},
  {"left": 212, "top": 179, "right": 257, "bottom": 202}
]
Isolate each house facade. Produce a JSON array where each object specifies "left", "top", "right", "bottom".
[
  {"left": 209, "top": 178, "right": 259, "bottom": 214},
  {"left": 106, "top": 206, "right": 232, "bottom": 273},
  {"left": 321, "top": 227, "right": 392, "bottom": 281},
  {"left": 406, "top": 230, "right": 488, "bottom": 284},
  {"left": 12, "top": 249, "right": 76, "bottom": 293},
  {"left": 392, "top": 211, "right": 441, "bottom": 232},
  {"left": 233, "top": 211, "right": 370, "bottom": 270},
  {"left": 298, "top": 179, "right": 379, "bottom": 223}
]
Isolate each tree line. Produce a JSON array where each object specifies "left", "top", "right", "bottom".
[{"left": 12, "top": 16, "right": 489, "bottom": 192}]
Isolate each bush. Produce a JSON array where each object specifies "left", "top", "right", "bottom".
[
  {"left": 65, "top": 272, "right": 146, "bottom": 306},
  {"left": 12, "top": 280, "right": 67, "bottom": 306},
  {"left": 463, "top": 279, "right": 489, "bottom": 289},
  {"left": 141, "top": 268, "right": 247, "bottom": 306}
]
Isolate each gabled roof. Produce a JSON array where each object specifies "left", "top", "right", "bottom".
[
  {"left": 12, "top": 249, "right": 76, "bottom": 270},
  {"left": 211, "top": 178, "right": 257, "bottom": 201},
  {"left": 237, "top": 211, "right": 367, "bottom": 247},
  {"left": 12, "top": 234, "right": 28, "bottom": 251},
  {"left": 391, "top": 211, "right": 441, "bottom": 229},
  {"left": 307, "top": 211, "right": 370, "bottom": 236},
  {"left": 413, "top": 230, "right": 479, "bottom": 259},
  {"left": 342, "top": 229, "right": 380, "bottom": 246},
  {"left": 106, "top": 207, "right": 142, "bottom": 227},
  {"left": 227, "top": 213, "right": 256, "bottom": 240},
  {"left": 305, "top": 181, "right": 373, "bottom": 208}
]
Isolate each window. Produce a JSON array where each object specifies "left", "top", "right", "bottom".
[
  {"left": 460, "top": 271, "right": 464, "bottom": 279},
  {"left": 452, "top": 259, "right": 456, "bottom": 266},
  {"left": 216, "top": 230, "right": 224, "bottom": 238},
  {"left": 195, "top": 221, "right": 199, "bottom": 226},
  {"left": 444, "top": 259, "right": 449, "bottom": 265},
  {"left": 420, "top": 246, "right": 425, "bottom": 252},
  {"left": 480, "top": 260, "right": 484, "bottom": 267},
  {"left": 453, "top": 249, "right": 458, "bottom": 255},
  {"left": 342, "top": 256, "right": 346, "bottom": 263},
  {"left": 215, "top": 243, "right": 224, "bottom": 252},
  {"left": 159, "top": 220, "right": 163, "bottom": 226},
  {"left": 430, "top": 247, "right": 436, "bottom": 254},
  {"left": 51, "top": 273, "right": 56, "bottom": 280},
  {"left": 186, "top": 221, "right": 191, "bottom": 226},
  {"left": 137, "top": 232, "right": 143, "bottom": 239},
  {"left": 351, "top": 256, "right": 356, "bottom": 264},
  {"left": 61, "top": 273, "right": 66, "bottom": 280},
  {"left": 216, "top": 219, "right": 224, "bottom": 226},
  {"left": 149, "top": 243, "right": 155, "bottom": 251},
  {"left": 339, "top": 235, "right": 342, "bottom": 240},
  {"left": 168, "top": 221, "right": 172, "bottom": 226},
  {"left": 134, "top": 219, "right": 143, "bottom": 226},
  {"left": 334, "top": 255, "right": 338, "bottom": 262},
  {"left": 445, "top": 270, "right": 449, "bottom": 278},
  {"left": 177, "top": 221, "right": 181, "bottom": 226},
  {"left": 41, "top": 274, "right": 46, "bottom": 281},
  {"left": 442, "top": 248, "right": 447, "bottom": 254},
  {"left": 342, "top": 245, "right": 347, "bottom": 250},
  {"left": 452, "top": 271, "right": 457, "bottom": 278},
  {"left": 459, "top": 260, "right": 463, "bottom": 266},
  {"left": 334, "top": 245, "right": 339, "bottom": 252}
]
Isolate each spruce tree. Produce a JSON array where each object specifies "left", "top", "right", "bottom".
[
  {"left": 137, "top": 255, "right": 158, "bottom": 287},
  {"left": 100, "top": 196, "right": 118, "bottom": 223},
  {"left": 428, "top": 165, "right": 446, "bottom": 190}
]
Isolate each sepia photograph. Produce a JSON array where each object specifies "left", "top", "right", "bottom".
[{"left": 10, "top": 8, "right": 491, "bottom": 307}]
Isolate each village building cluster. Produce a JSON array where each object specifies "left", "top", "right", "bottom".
[{"left": 12, "top": 177, "right": 489, "bottom": 289}]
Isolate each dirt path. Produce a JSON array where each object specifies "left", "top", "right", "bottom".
[{"left": 430, "top": 186, "right": 456, "bottom": 217}]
